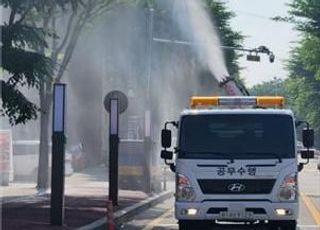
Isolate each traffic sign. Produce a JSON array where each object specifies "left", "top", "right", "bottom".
[{"left": 104, "top": 90, "right": 128, "bottom": 114}]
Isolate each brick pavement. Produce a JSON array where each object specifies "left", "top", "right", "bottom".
[
  {"left": 0, "top": 166, "right": 151, "bottom": 230},
  {"left": 2, "top": 193, "right": 146, "bottom": 230}
]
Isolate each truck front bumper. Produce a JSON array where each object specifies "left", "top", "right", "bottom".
[{"left": 175, "top": 201, "right": 298, "bottom": 221}]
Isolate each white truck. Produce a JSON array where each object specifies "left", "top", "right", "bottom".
[{"left": 160, "top": 96, "right": 315, "bottom": 230}]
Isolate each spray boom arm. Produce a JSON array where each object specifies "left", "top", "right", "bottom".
[
  {"left": 219, "top": 76, "right": 250, "bottom": 96},
  {"left": 218, "top": 45, "right": 275, "bottom": 96}
]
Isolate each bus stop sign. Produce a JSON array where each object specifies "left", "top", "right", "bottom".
[{"left": 104, "top": 90, "right": 128, "bottom": 114}]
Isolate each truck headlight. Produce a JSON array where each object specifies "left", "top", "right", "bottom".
[
  {"left": 176, "top": 174, "right": 195, "bottom": 202},
  {"left": 278, "top": 173, "right": 297, "bottom": 201}
]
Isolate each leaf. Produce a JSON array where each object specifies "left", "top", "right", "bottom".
[
  {"left": 1, "top": 80, "right": 39, "bottom": 125},
  {"left": 2, "top": 47, "right": 54, "bottom": 88},
  {"left": 1, "top": 24, "right": 49, "bottom": 50}
]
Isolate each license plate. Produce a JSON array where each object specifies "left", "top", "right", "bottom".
[{"left": 219, "top": 211, "right": 253, "bottom": 219}]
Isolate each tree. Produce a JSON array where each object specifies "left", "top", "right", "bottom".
[
  {"left": 204, "top": 0, "right": 243, "bottom": 77},
  {"left": 276, "top": 0, "right": 320, "bottom": 146},
  {"left": 250, "top": 78, "right": 286, "bottom": 96},
  {"left": 34, "top": 0, "right": 122, "bottom": 191},
  {"left": 1, "top": 1, "right": 55, "bottom": 125},
  {"left": 1, "top": 0, "right": 124, "bottom": 191}
]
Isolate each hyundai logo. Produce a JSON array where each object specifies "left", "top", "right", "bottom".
[{"left": 227, "top": 183, "right": 246, "bottom": 192}]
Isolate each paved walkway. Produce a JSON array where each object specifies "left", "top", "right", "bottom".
[{"left": 0, "top": 166, "right": 152, "bottom": 230}]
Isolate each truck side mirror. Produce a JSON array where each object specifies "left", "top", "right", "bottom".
[
  {"left": 161, "top": 129, "right": 172, "bottom": 148},
  {"left": 300, "top": 150, "right": 314, "bottom": 159},
  {"left": 302, "top": 128, "right": 314, "bottom": 148},
  {"left": 161, "top": 150, "right": 173, "bottom": 160}
]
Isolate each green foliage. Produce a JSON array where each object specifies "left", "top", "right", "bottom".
[
  {"left": 285, "top": 77, "right": 320, "bottom": 132},
  {"left": 250, "top": 78, "right": 286, "bottom": 97},
  {"left": 294, "top": 36, "right": 320, "bottom": 80},
  {"left": 0, "top": 81, "right": 38, "bottom": 124},
  {"left": 288, "top": 0, "right": 320, "bottom": 36},
  {"left": 1, "top": 1, "right": 56, "bottom": 125},
  {"left": 2, "top": 46, "right": 54, "bottom": 88},
  {"left": 1, "top": 0, "right": 81, "bottom": 13},
  {"left": 1, "top": 0, "right": 118, "bottom": 125},
  {"left": 2, "top": 24, "right": 48, "bottom": 49},
  {"left": 134, "top": 0, "right": 157, "bottom": 8},
  {"left": 204, "top": 0, "right": 243, "bottom": 77},
  {"left": 279, "top": 0, "right": 320, "bottom": 144}
]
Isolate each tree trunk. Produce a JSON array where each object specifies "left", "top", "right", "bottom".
[{"left": 36, "top": 81, "right": 52, "bottom": 191}]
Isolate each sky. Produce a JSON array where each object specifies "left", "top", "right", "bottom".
[{"left": 224, "top": 0, "right": 299, "bottom": 87}]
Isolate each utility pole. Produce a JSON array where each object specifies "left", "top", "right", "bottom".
[{"left": 143, "top": 8, "right": 155, "bottom": 193}]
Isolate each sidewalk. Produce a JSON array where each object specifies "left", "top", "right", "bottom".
[{"left": 1, "top": 166, "right": 172, "bottom": 230}]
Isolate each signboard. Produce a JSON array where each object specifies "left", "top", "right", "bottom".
[
  {"left": 104, "top": 90, "right": 128, "bottom": 114},
  {"left": 110, "top": 99, "right": 119, "bottom": 135},
  {"left": 0, "top": 130, "right": 13, "bottom": 185},
  {"left": 53, "top": 83, "right": 66, "bottom": 132}
]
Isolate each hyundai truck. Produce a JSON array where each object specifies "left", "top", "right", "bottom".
[{"left": 160, "top": 96, "right": 315, "bottom": 230}]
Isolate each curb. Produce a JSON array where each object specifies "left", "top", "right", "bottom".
[
  {"left": 1, "top": 193, "right": 48, "bottom": 205},
  {"left": 75, "top": 190, "right": 174, "bottom": 230}
]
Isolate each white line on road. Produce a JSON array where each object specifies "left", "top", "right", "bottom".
[
  {"left": 141, "top": 223, "right": 320, "bottom": 229},
  {"left": 151, "top": 224, "right": 177, "bottom": 227}
]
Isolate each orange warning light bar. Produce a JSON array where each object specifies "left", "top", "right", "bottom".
[
  {"left": 256, "top": 96, "right": 284, "bottom": 107},
  {"left": 190, "top": 96, "right": 219, "bottom": 109},
  {"left": 190, "top": 96, "right": 284, "bottom": 108}
]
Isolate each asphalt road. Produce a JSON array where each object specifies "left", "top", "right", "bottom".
[{"left": 122, "top": 158, "right": 320, "bottom": 230}]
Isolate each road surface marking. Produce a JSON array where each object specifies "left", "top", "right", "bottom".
[
  {"left": 142, "top": 208, "right": 174, "bottom": 230},
  {"left": 152, "top": 224, "right": 177, "bottom": 227},
  {"left": 301, "top": 192, "right": 320, "bottom": 226},
  {"left": 304, "top": 170, "right": 320, "bottom": 173}
]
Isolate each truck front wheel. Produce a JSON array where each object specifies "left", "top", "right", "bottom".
[{"left": 269, "top": 220, "right": 297, "bottom": 230}]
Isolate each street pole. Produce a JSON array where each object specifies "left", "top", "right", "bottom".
[
  {"left": 146, "top": 8, "right": 154, "bottom": 100},
  {"left": 104, "top": 91, "right": 128, "bottom": 206},
  {"left": 50, "top": 83, "right": 66, "bottom": 226},
  {"left": 143, "top": 8, "right": 154, "bottom": 194},
  {"left": 109, "top": 98, "right": 119, "bottom": 206}
]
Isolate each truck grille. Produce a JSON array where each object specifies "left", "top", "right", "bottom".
[{"left": 197, "top": 179, "right": 276, "bottom": 194}]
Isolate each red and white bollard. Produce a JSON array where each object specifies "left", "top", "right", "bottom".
[{"left": 106, "top": 199, "right": 116, "bottom": 230}]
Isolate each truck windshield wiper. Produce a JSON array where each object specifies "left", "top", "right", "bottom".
[
  {"left": 246, "top": 152, "right": 282, "bottom": 163},
  {"left": 181, "top": 151, "right": 234, "bottom": 163},
  {"left": 268, "top": 152, "right": 283, "bottom": 163}
]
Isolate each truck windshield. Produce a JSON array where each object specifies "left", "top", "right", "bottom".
[{"left": 179, "top": 114, "right": 295, "bottom": 159}]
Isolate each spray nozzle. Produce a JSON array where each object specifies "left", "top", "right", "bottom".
[{"left": 219, "top": 76, "right": 234, "bottom": 87}]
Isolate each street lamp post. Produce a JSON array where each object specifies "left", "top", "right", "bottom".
[
  {"left": 145, "top": 8, "right": 155, "bottom": 139},
  {"left": 146, "top": 8, "right": 154, "bottom": 103},
  {"left": 142, "top": 8, "right": 155, "bottom": 194}
]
